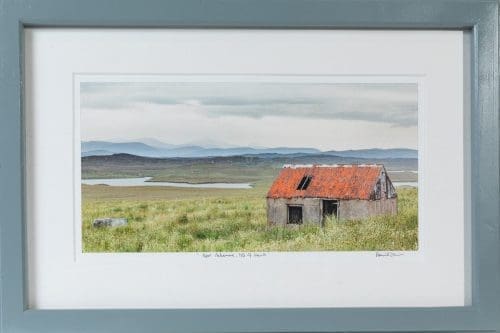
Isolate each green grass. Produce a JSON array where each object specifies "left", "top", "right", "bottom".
[
  {"left": 82, "top": 184, "right": 418, "bottom": 252},
  {"left": 82, "top": 156, "right": 284, "bottom": 183}
]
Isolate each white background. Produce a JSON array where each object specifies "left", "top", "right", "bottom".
[{"left": 25, "top": 29, "right": 466, "bottom": 309}]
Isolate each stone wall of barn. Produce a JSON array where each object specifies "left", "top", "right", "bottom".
[
  {"left": 266, "top": 198, "right": 322, "bottom": 225},
  {"left": 338, "top": 198, "right": 397, "bottom": 220},
  {"left": 267, "top": 197, "right": 398, "bottom": 225}
]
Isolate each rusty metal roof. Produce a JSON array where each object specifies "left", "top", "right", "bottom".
[{"left": 266, "top": 164, "right": 383, "bottom": 200}]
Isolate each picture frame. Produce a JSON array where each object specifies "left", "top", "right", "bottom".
[{"left": 0, "top": 0, "right": 498, "bottom": 332}]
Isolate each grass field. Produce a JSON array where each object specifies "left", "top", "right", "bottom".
[
  {"left": 82, "top": 181, "right": 418, "bottom": 252},
  {"left": 82, "top": 154, "right": 418, "bottom": 183}
]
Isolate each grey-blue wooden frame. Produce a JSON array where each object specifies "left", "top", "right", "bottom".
[{"left": 0, "top": 0, "right": 498, "bottom": 332}]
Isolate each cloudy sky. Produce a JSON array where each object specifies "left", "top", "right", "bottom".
[{"left": 80, "top": 82, "right": 417, "bottom": 150}]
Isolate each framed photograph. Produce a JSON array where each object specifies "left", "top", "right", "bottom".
[
  {"left": 78, "top": 74, "right": 418, "bottom": 253},
  {"left": 0, "top": 1, "right": 498, "bottom": 332}
]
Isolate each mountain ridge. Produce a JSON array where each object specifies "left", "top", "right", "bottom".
[{"left": 81, "top": 140, "right": 417, "bottom": 159}]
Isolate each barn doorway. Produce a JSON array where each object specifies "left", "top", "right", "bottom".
[
  {"left": 322, "top": 200, "right": 339, "bottom": 221},
  {"left": 287, "top": 205, "right": 303, "bottom": 224}
]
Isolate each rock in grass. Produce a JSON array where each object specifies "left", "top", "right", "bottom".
[{"left": 93, "top": 218, "right": 127, "bottom": 228}]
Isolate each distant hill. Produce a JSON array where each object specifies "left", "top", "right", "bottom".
[
  {"left": 82, "top": 149, "right": 114, "bottom": 157},
  {"left": 81, "top": 140, "right": 417, "bottom": 159},
  {"left": 324, "top": 148, "right": 417, "bottom": 159},
  {"left": 82, "top": 153, "right": 418, "bottom": 182},
  {"left": 82, "top": 141, "right": 159, "bottom": 157}
]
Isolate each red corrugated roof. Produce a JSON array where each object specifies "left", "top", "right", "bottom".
[{"left": 266, "top": 164, "right": 383, "bottom": 200}]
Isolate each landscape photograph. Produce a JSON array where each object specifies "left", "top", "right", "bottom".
[{"left": 80, "top": 80, "right": 418, "bottom": 252}]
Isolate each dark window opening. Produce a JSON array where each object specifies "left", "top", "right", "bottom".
[
  {"left": 297, "top": 175, "right": 313, "bottom": 190},
  {"left": 322, "top": 200, "right": 339, "bottom": 225},
  {"left": 287, "top": 206, "right": 303, "bottom": 224}
]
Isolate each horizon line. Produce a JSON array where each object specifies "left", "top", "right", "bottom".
[{"left": 81, "top": 139, "right": 417, "bottom": 152}]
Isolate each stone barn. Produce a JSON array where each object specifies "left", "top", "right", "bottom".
[{"left": 266, "top": 164, "right": 397, "bottom": 225}]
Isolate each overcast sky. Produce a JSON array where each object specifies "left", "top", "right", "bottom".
[{"left": 80, "top": 82, "right": 418, "bottom": 150}]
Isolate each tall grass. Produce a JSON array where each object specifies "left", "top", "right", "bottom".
[{"left": 82, "top": 187, "right": 417, "bottom": 252}]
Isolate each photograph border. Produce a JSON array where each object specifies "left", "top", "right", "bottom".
[
  {"left": 29, "top": 30, "right": 458, "bottom": 309},
  {"left": 0, "top": 0, "right": 498, "bottom": 332}
]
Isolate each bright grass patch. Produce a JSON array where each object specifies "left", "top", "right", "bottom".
[{"left": 82, "top": 186, "right": 417, "bottom": 252}]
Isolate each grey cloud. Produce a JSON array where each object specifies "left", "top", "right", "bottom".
[
  {"left": 80, "top": 82, "right": 417, "bottom": 127},
  {"left": 200, "top": 97, "right": 316, "bottom": 106}
]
